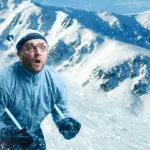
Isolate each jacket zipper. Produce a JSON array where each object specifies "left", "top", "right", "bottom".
[{"left": 30, "top": 75, "right": 36, "bottom": 130}]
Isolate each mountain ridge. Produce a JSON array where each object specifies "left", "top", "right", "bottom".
[{"left": 0, "top": 1, "right": 150, "bottom": 113}]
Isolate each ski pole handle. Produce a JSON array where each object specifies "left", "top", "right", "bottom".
[{"left": 5, "top": 107, "right": 22, "bottom": 130}]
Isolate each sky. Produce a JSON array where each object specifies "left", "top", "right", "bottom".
[{"left": 33, "top": 0, "right": 150, "bottom": 14}]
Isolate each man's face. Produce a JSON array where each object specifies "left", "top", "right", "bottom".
[{"left": 17, "top": 39, "right": 49, "bottom": 73}]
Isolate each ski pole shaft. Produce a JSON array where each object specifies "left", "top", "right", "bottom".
[
  {"left": 54, "top": 105, "right": 65, "bottom": 119},
  {"left": 5, "top": 104, "right": 65, "bottom": 129},
  {"left": 5, "top": 107, "right": 22, "bottom": 130}
]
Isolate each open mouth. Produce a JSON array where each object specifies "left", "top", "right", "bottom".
[{"left": 34, "top": 59, "right": 41, "bottom": 65}]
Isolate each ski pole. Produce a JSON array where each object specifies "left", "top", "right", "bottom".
[
  {"left": 4, "top": 107, "right": 41, "bottom": 147},
  {"left": 4, "top": 107, "right": 22, "bottom": 130},
  {"left": 5, "top": 105, "right": 64, "bottom": 130},
  {"left": 6, "top": 34, "right": 15, "bottom": 45},
  {"left": 54, "top": 105, "right": 65, "bottom": 119}
]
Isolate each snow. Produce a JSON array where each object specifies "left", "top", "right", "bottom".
[
  {"left": 0, "top": 1, "right": 33, "bottom": 36},
  {"left": 140, "top": 92, "right": 150, "bottom": 115},
  {"left": 135, "top": 11, "right": 150, "bottom": 30},
  {"left": 43, "top": 38, "right": 150, "bottom": 149},
  {"left": 41, "top": 83, "right": 150, "bottom": 150},
  {"left": 0, "top": 1, "right": 150, "bottom": 150},
  {"left": 59, "top": 39, "right": 150, "bottom": 85},
  {"left": 96, "top": 11, "right": 120, "bottom": 27}
]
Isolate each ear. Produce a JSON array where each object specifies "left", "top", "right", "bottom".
[{"left": 17, "top": 51, "right": 21, "bottom": 58}]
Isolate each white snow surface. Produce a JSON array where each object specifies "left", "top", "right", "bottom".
[
  {"left": 41, "top": 81, "right": 150, "bottom": 150},
  {"left": 41, "top": 39, "right": 150, "bottom": 149},
  {"left": 135, "top": 11, "right": 150, "bottom": 30}
]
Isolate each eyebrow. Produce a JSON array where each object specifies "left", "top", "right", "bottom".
[{"left": 25, "top": 42, "right": 46, "bottom": 46}]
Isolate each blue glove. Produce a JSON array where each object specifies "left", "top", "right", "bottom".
[
  {"left": 0, "top": 125, "right": 33, "bottom": 148},
  {"left": 58, "top": 117, "right": 81, "bottom": 140}
]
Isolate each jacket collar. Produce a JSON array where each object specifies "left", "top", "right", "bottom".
[{"left": 17, "top": 61, "right": 44, "bottom": 83}]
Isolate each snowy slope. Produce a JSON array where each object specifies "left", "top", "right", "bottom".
[
  {"left": 59, "top": 38, "right": 150, "bottom": 116},
  {"left": 41, "top": 83, "right": 150, "bottom": 150},
  {"left": 0, "top": 1, "right": 150, "bottom": 150}
]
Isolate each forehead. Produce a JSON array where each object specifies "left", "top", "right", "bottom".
[{"left": 24, "top": 39, "right": 47, "bottom": 45}]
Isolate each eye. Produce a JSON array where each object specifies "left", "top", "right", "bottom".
[
  {"left": 39, "top": 44, "right": 48, "bottom": 51},
  {"left": 40, "top": 45, "right": 46, "bottom": 49},
  {"left": 26, "top": 45, "right": 34, "bottom": 51}
]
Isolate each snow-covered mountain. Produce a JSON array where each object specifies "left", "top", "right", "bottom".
[
  {"left": 0, "top": 0, "right": 150, "bottom": 113},
  {"left": 1, "top": 1, "right": 150, "bottom": 149},
  {"left": 0, "top": 0, "right": 24, "bottom": 10}
]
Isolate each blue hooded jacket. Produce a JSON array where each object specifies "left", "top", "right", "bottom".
[{"left": 0, "top": 61, "right": 71, "bottom": 142}]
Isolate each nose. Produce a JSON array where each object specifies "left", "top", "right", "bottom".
[{"left": 35, "top": 47, "right": 42, "bottom": 55}]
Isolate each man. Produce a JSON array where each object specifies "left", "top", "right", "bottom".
[{"left": 0, "top": 29, "right": 81, "bottom": 149}]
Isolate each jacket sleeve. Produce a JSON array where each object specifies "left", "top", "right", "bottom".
[
  {"left": 51, "top": 77, "right": 71, "bottom": 128},
  {"left": 0, "top": 88, "right": 8, "bottom": 130}
]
